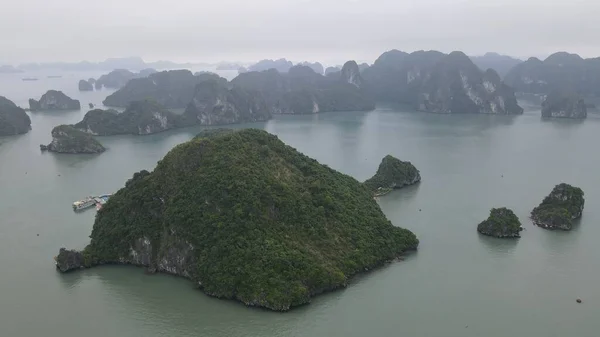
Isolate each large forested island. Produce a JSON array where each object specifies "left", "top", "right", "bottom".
[
  {"left": 0, "top": 96, "right": 31, "bottom": 136},
  {"left": 55, "top": 129, "right": 418, "bottom": 311},
  {"left": 531, "top": 183, "right": 585, "bottom": 230}
]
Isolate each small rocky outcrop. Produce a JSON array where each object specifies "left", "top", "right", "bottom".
[
  {"left": 74, "top": 101, "right": 178, "bottom": 136},
  {"left": 55, "top": 248, "right": 84, "bottom": 272},
  {"left": 531, "top": 183, "right": 585, "bottom": 230},
  {"left": 364, "top": 155, "right": 421, "bottom": 196},
  {"left": 541, "top": 91, "right": 587, "bottom": 118},
  {"left": 340, "top": 61, "right": 365, "bottom": 88},
  {"left": 29, "top": 90, "right": 80, "bottom": 111},
  {"left": 78, "top": 79, "right": 94, "bottom": 91},
  {"left": 181, "top": 80, "right": 272, "bottom": 126},
  {"left": 0, "top": 96, "right": 31, "bottom": 136},
  {"left": 41, "top": 125, "right": 105, "bottom": 154},
  {"left": 477, "top": 208, "right": 523, "bottom": 238}
]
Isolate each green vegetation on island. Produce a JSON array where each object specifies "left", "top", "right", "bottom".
[
  {"left": 41, "top": 125, "right": 105, "bottom": 154},
  {"left": 477, "top": 208, "right": 523, "bottom": 238},
  {"left": 55, "top": 129, "right": 418, "bottom": 311},
  {"left": 0, "top": 96, "right": 31, "bottom": 136},
  {"left": 531, "top": 183, "right": 585, "bottom": 230},
  {"left": 364, "top": 155, "right": 421, "bottom": 196},
  {"left": 193, "top": 128, "right": 235, "bottom": 139}
]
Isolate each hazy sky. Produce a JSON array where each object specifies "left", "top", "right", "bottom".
[{"left": 1, "top": 0, "right": 598, "bottom": 65}]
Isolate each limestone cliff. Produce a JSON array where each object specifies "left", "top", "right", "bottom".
[
  {"left": 29, "top": 90, "right": 80, "bottom": 111},
  {"left": 232, "top": 65, "right": 374, "bottom": 114},
  {"left": 181, "top": 80, "right": 272, "bottom": 125},
  {"left": 0, "top": 96, "right": 31, "bottom": 136},
  {"left": 74, "top": 101, "right": 178, "bottom": 136},
  {"left": 417, "top": 52, "right": 523, "bottom": 114},
  {"left": 41, "top": 125, "right": 105, "bottom": 154},
  {"left": 541, "top": 91, "right": 587, "bottom": 118},
  {"left": 103, "top": 70, "right": 226, "bottom": 108},
  {"left": 362, "top": 50, "right": 523, "bottom": 114},
  {"left": 340, "top": 61, "right": 365, "bottom": 88},
  {"left": 504, "top": 52, "right": 600, "bottom": 96}
]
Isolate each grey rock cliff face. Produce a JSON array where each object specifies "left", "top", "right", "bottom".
[
  {"left": 103, "top": 70, "right": 225, "bottom": 108},
  {"left": 78, "top": 79, "right": 94, "bottom": 91},
  {"left": 43, "top": 125, "right": 105, "bottom": 154},
  {"left": 183, "top": 80, "right": 272, "bottom": 125},
  {"left": 55, "top": 248, "right": 84, "bottom": 272},
  {"left": 340, "top": 61, "right": 365, "bottom": 88},
  {"left": 74, "top": 101, "right": 178, "bottom": 136},
  {"left": 541, "top": 91, "right": 587, "bottom": 118},
  {"left": 29, "top": 90, "right": 80, "bottom": 111},
  {"left": 418, "top": 52, "right": 523, "bottom": 114},
  {"left": 0, "top": 96, "right": 31, "bottom": 136}
]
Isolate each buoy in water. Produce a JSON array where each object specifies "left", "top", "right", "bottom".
[{"left": 577, "top": 298, "right": 582, "bottom": 303}]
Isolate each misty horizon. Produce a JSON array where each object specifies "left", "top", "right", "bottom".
[{"left": 2, "top": 0, "right": 599, "bottom": 66}]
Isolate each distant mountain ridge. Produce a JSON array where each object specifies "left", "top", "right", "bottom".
[
  {"left": 470, "top": 52, "right": 522, "bottom": 78},
  {"left": 14, "top": 57, "right": 196, "bottom": 72}
]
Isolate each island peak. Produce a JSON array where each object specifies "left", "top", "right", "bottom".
[{"left": 55, "top": 129, "right": 418, "bottom": 311}]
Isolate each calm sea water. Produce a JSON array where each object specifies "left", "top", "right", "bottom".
[{"left": 1, "top": 72, "right": 599, "bottom": 337}]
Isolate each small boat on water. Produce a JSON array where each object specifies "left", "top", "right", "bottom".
[{"left": 21, "top": 78, "right": 39, "bottom": 81}]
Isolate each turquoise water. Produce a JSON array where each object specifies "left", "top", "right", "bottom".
[{"left": 1, "top": 73, "right": 599, "bottom": 336}]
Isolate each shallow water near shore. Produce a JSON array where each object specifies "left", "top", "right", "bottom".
[{"left": 1, "top": 73, "right": 600, "bottom": 336}]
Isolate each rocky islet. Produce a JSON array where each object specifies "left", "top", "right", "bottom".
[{"left": 29, "top": 90, "right": 81, "bottom": 111}]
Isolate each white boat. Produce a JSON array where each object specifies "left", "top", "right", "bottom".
[{"left": 73, "top": 196, "right": 96, "bottom": 211}]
